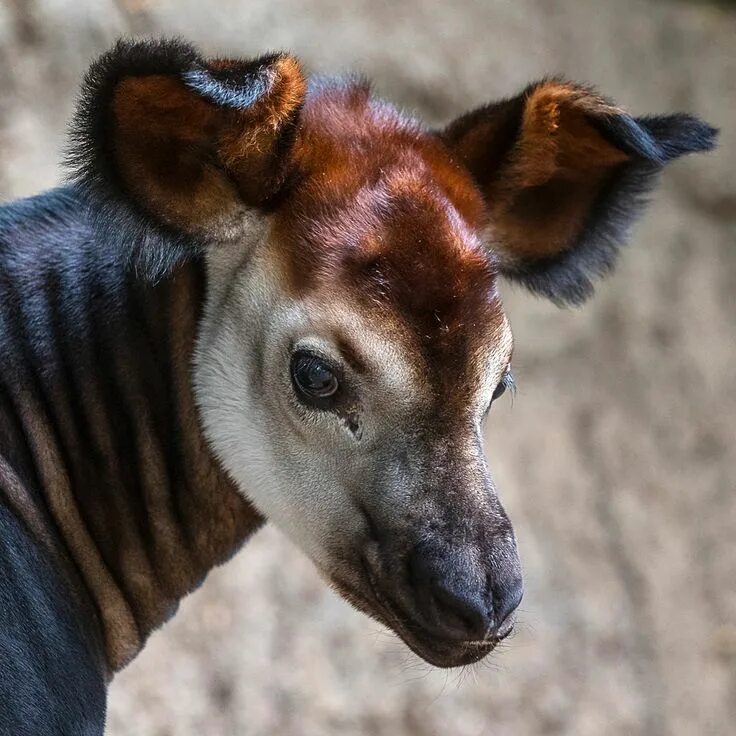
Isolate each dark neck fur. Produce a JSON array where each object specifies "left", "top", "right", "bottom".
[{"left": 0, "top": 186, "right": 262, "bottom": 671}]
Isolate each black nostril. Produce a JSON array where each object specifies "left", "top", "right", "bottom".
[
  {"left": 431, "top": 582, "right": 491, "bottom": 639},
  {"left": 408, "top": 548, "right": 493, "bottom": 641}
]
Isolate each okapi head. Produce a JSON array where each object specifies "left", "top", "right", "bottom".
[{"left": 70, "top": 40, "right": 715, "bottom": 668}]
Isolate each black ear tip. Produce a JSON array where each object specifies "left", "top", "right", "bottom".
[
  {"left": 80, "top": 37, "right": 203, "bottom": 95},
  {"left": 697, "top": 121, "right": 719, "bottom": 152},
  {"left": 108, "top": 36, "right": 200, "bottom": 66},
  {"left": 638, "top": 113, "right": 719, "bottom": 160},
  {"left": 672, "top": 114, "right": 719, "bottom": 153}
]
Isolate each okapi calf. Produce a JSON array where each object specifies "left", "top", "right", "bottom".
[{"left": 0, "top": 38, "right": 715, "bottom": 734}]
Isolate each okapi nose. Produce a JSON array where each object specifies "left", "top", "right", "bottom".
[
  {"left": 429, "top": 578, "right": 490, "bottom": 640},
  {"left": 408, "top": 547, "right": 523, "bottom": 642},
  {"left": 408, "top": 549, "right": 487, "bottom": 641}
]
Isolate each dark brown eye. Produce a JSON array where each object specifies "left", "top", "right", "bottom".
[{"left": 291, "top": 351, "right": 340, "bottom": 407}]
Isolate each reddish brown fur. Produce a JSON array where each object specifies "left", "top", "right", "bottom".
[
  {"left": 114, "top": 75, "right": 240, "bottom": 231},
  {"left": 112, "top": 54, "right": 306, "bottom": 232},
  {"left": 272, "top": 82, "right": 507, "bottom": 410},
  {"left": 487, "top": 83, "right": 629, "bottom": 259},
  {"left": 110, "top": 64, "right": 631, "bottom": 328},
  {"left": 442, "top": 80, "right": 631, "bottom": 262}
]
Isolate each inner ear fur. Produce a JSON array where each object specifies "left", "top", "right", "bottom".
[
  {"left": 69, "top": 39, "right": 306, "bottom": 238},
  {"left": 441, "top": 79, "right": 717, "bottom": 305}
]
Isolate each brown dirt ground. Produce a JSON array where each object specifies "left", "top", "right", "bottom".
[{"left": 1, "top": 1, "right": 734, "bottom": 734}]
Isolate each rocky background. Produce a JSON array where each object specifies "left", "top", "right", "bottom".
[{"left": 1, "top": 1, "right": 734, "bottom": 734}]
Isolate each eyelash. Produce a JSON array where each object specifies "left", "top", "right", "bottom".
[
  {"left": 500, "top": 370, "right": 516, "bottom": 396},
  {"left": 485, "top": 369, "right": 515, "bottom": 416}
]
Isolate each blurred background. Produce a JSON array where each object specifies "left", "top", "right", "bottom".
[{"left": 1, "top": 1, "right": 734, "bottom": 734}]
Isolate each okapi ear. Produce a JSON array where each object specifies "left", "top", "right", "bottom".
[
  {"left": 69, "top": 39, "right": 306, "bottom": 240},
  {"left": 440, "top": 80, "right": 717, "bottom": 305}
]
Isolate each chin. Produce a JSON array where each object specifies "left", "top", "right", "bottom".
[
  {"left": 326, "top": 570, "right": 498, "bottom": 669},
  {"left": 394, "top": 627, "right": 496, "bottom": 668}
]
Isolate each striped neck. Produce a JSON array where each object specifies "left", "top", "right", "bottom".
[{"left": 0, "top": 209, "right": 262, "bottom": 672}]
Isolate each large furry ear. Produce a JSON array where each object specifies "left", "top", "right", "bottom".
[
  {"left": 68, "top": 39, "right": 306, "bottom": 243},
  {"left": 440, "top": 80, "right": 717, "bottom": 305}
]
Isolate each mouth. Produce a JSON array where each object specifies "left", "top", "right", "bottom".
[{"left": 326, "top": 561, "right": 503, "bottom": 668}]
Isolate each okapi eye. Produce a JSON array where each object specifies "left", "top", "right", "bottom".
[
  {"left": 492, "top": 381, "right": 507, "bottom": 402},
  {"left": 291, "top": 351, "right": 340, "bottom": 407},
  {"left": 491, "top": 370, "right": 515, "bottom": 403}
]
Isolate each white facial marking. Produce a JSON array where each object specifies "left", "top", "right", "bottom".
[
  {"left": 193, "top": 216, "right": 513, "bottom": 573},
  {"left": 193, "top": 218, "right": 423, "bottom": 566}
]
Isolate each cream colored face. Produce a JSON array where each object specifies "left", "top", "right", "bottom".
[{"left": 193, "top": 220, "right": 520, "bottom": 668}]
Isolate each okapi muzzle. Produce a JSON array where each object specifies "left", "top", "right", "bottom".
[
  {"left": 352, "top": 435, "right": 522, "bottom": 667},
  {"left": 0, "top": 37, "right": 716, "bottom": 733}
]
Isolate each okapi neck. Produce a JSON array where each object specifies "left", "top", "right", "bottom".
[
  {"left": 95, "top": 262, "right": 264, "bottom": 672},
  {"left": 2, "top": 255, "right": 263, "bottom": 674}
]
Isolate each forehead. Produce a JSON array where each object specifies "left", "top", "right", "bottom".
[{"left": 272, "top": 80, "right": 510, "bottom": 400}]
